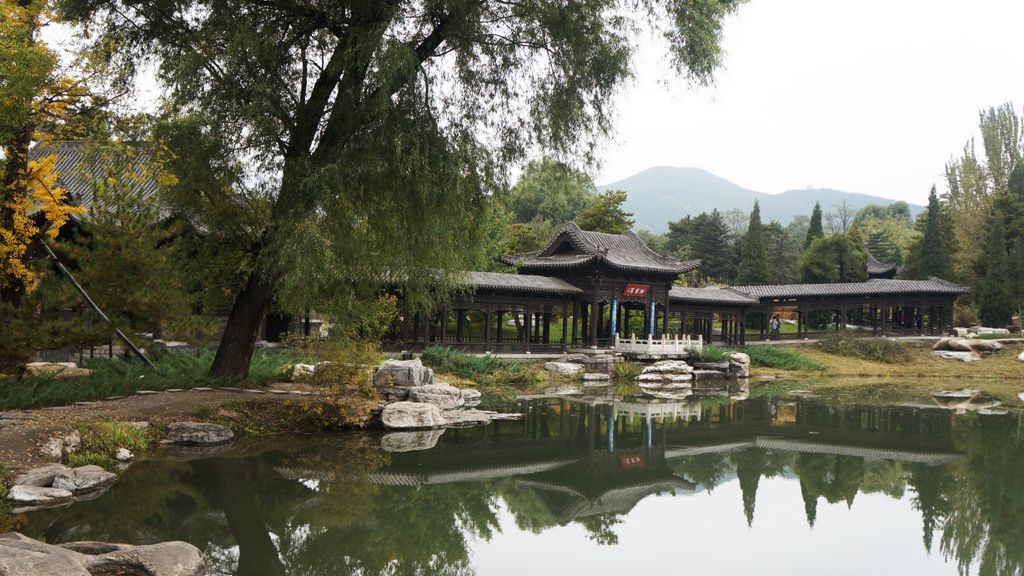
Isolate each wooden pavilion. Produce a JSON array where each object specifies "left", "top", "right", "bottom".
[{"left": 391, "top": 223, "right": 968, "bottom": 352}]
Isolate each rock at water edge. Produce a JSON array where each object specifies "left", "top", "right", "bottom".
[
  {"left": 0, "top": 532, "right": 206, "bottom": 576},
  {"left": 166, "top": 421, "right": 235, "bottom": 445},
  {"left": 51, "top": 465, "right": 117, "bottom": 495},
  {"left": 543, "top": 362, "right": 584, "bottom": 375},
  {"left": 408, "top": 383, "right": 466, "bottom": 410},
  {"left": 373, "top": 358, "right": 435, "bottom": 388},
  {"left": 442, "top": 410, "right": 493, "bottom": 427},
  {"left": 7, "top": 485, "right": 73, "bottom": 507},
  {"left": 13, "top": 464, "right": 73, "bottom": 488},
  {"left": 381, "top": 402, "right": 446, "bottom": 429}
]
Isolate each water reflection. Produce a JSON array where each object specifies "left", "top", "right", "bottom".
[{"left": 11, "top": 395, "right": 1024, "bottom": 576}]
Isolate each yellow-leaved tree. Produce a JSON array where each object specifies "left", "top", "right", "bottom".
[{"left": 0, "top": 0, "right": 85, "bottom": 302}]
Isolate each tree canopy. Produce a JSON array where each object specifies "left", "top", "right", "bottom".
[
  {"left": 55, "top": 0, "right": 744, "bottom": 377},
  {"left": 798, "top": 234, "right": 868, "bottom": 283},
  {"left": 735, "top": 201, "right": 769, "bottom": 285},
  {"left": 575, "top": 190, "right": 634, "bottom": 234},
  {"left": 805, "top": 202, "right": 824, "bottom": 249}
]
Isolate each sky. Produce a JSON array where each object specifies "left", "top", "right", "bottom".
[{"left": 594, "top": 0, "right": 1024, "bottom": 204}]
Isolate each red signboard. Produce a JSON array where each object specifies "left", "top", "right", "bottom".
[
  {"left": 619, "top": 452, "right": 647, "bottom": 470},
  {"left": 622, "top": 284, "right": 650, "bottom": 298}
]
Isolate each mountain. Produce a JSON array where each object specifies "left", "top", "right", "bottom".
[{"left": 597, "top": 167, "right": 923, "bottom": 233}]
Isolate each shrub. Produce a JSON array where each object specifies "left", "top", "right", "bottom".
[
  {"left": 301, "top": 341, "right": 381, "bottom": 429},
  {"left": 614, "top": 362, "right": 642, "bottom": 380},
  {"left": 688, "top": 345, "right": 731, "bottom": 363},
  {"left": 69, "top": 420, "right": 153, "bottom": 468},
  {"left": 817, "top": 333, "right": 910, "bottom": 364},
  {"left": 0, "top": 463, "right": 8, "bottom": 501},
  {"left": 420, "top": 346, "right": 526, "bottom": 380}
]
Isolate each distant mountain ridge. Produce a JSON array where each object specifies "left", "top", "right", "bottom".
[{"left": 597, "top": 166, "right": 923, "bottom": 233}]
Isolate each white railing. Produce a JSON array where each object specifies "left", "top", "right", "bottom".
[{"left": 613, "top": 333, "right": 703, "bottom": 356}]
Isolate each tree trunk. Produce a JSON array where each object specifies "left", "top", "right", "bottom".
[{"left": 209, "top": 270, "right": 275, "bottom": 381}]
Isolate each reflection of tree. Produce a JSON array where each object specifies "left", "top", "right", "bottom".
[
  {"left": 575, "top": 513, "right": 621, "bottom": 546},
  {"left": 733, "top": 449, "right": 767, "bottom": 526},
  {"left": 792, "top": 454, "right": 865, "bottom": 527},
  {"left": 674, "top": 453, "right": 733, "bottom": 492},
  {"left": 495, "top": 481, "right": 558, "bottom": 534},
  {"left": 908, "top": 462, "right": 952, "bottom": 553}
]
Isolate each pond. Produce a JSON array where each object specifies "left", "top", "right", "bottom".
[{"left": 8, "top": 392, "right": 1024, "bottom": 576}]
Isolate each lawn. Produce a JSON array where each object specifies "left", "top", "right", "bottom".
[{"left": 0, "top": 349, "right": 306, "bottom": 409}]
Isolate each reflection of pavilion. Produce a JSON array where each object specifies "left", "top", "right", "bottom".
[{"left": 276, "top": 396, "right": 965, "bottom": 524}]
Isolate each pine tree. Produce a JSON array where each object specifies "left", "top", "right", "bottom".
[
  {"left": 735, "top": 201, "right": 770, "bottom": 285},
  {"left": 916, "top": 186, "right": 949, "bottom": 279},
  {"left": 804, "top": 202, "right": 824, "bottom": 249},
  {"left": 978, "top": 215, "right": 1013, "bottom": 327},
  {"left": 692, "top": 209, "right": 736, "bottom": 283}
]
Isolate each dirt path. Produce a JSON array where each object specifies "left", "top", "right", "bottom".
[{"left": 0, "top": 386, "right": 298, "bottom": 475}]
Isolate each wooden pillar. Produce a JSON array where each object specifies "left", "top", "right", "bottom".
[
  {"left": 423, "top": 312, "right": 430, "bottom": 346},
  {"left": 624, "top": 307, "right": 632, "bottom": 335},
  {"left": 496, "top": 310, "right": 504, "bottom": 344},
  {"left": 590, "top": 289, "right": 599, "bottom": 348},
  {"left": 740, "top": 312, "right": 747, "bottom": 345},
  {"left": 455, "top": 309, "right": 465, "bottom": 342},
  {"left": 543, "top": 310, "right": 551, "bottom": 344},
  {"left": 840, "top": 301, "right": 848, "bottom": 332},
  {"left": 440, "top": 306, "right": 448, "bottom": 345},
  {"left": 524, "top": 302, "right": 532, "bottom": 353},
  {"left": 662, "top": 290, "right": 670, "bottom": 337},
  {"left": 561, "top": 304, "right": 569, "bottom": 352},
  {"left": 572, "top": 301, "right": 580, "bottom": 346},
  {"left": 401, "top": 302, "right": 410, "bottom": 348},
  {"left": 484, "top": 304, "right": 492, "bottom": 349}
]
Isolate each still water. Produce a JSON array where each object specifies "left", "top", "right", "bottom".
[{"left": 10, "top": 394, "right": 1024, "bottom": 576}]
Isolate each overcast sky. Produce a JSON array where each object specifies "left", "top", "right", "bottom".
[{"left": 594, "top": 0, "right": 1024, "bottom": 204}]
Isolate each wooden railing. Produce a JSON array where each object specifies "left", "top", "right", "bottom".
[{"left": 613, "top": 333, "right": 703, "bottom": 355}]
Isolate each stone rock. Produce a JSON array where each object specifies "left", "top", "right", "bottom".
[
  {"left": 637, "top": 373, "right": 664, "bottom": 382},
  {"left": 13, "top": 463, "right": 73, "bottom": 487},
  {"left": 7, "top": 485, "right": 73, "bottom": 507},
  {"left": 728, "top": 352, "right": 751, "bottom": 378},
  {"left": 543, "top": 362, "right": 584, "bottom": 375},
  {"left": 969, "top": 339, "right": 1004, "bottom": 353},
  {"left": 373, "top": 358, "right": 435, "bottom": 388},
  {"left": 290, "top": 363, "right": 317, "bottom": 381},
  {"left": 953, "top": 327, "right": 971, "bottom": 338},
  {"left": 408, "top": 383, "right": 466, "bottom": 410},
  {"left": 692, "top": 369, "right": 727, "bottom": 381},
  {"left": 40, "top": 437, "right": 64, "bottom": 460},
  {"left": 442, "top": 409, "right": 493, "bottom": 427},
  {"left": 375, "top": 386, "right": 411, "bottom": 403},
  {"left": 580, "top": 355, "right": 622, "bottom": 366},
  {"left": 932, "top": 350, "right": 981, "bottom": 362},
  {"left": 381, "top": 402, "right": 446, "bottom": 429},
  {"left": 126, "top": 421, "right": 150, "bottom": 430},
  {"left": 62, "top": 431, "right": 81, "bottom": 455},
  {"left": 460, "top": 389, "right": 482, "bottom": 403},
  {"left": 1018, "top": 352, "right": 1024, "bottom": 362},
  {"left": 51, "top": 465, "right": 117, "bottom": 494},
  {"left": 0, "top": 532, "right": 206, "bottom": 576},
  {"left": 115, "top": 448, "right": 134, "bottom": 462},
  {"left": 975, "top": 327, "right": 1011, "bottom": 336},
  {"left": 644, "top": 360, "right": 693, "bottom": 374},
  {"left": 582, "top": 373, "right": 611, "bottom": 381},
  {"left": 693, "top": 361, "right": 731, "bottom": 371},
  {"left": 165, "top": 421, "right": 235, "bottom": 445},
  {"left": 559, "top": 353, "right": 588, "bottom": 363},
  {"left": 935, "top": 337, "right": 1003, "bottom": 354},
  {"left": 381, "top": 429, "right": 445, "bottom": 452},
  {"left": 665, "top": 374, "right": 693, "bottom": 383},
  {"left": 24, "top": 362, "right": 92, "bottom": 378}
]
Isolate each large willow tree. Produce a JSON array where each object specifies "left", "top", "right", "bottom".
[{"left": 58, "top": 0, "right": 744, "bottom": 378}]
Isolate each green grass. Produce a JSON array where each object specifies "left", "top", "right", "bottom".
[
  {"left": 420, "top": 346, "right": 526, "bottom": 380},
  {"left": 689, "top": 345, "right": 731, "bottom": 363},
  {"left": 0, "top": 463, "right": 8, "bottom": 502},
  {"left": 0, "top": 349, "right": 306, "bottom": 409},
  {"left": 817, "top": 333, "right": 910, "bottom": 364},
  {"left": 739, "top": 345, "right": 828, "bottom": 372},
  {"left": 67, "top": 420, "right": 153, "bottom": 468},
  {"left": 420, "top": 346, "right": 555, "bottom": 406}
]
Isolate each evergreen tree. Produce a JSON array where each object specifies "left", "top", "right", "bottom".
[
  {"left": 804, "top": 202, "right": 824, "bottom": 249},
  {"left": 763, "top": 221, "right": 801, "bottom": 284},
  {"left": 799, "top": 234, "right": 868, "bottom": 283},
  {"left": 575, "top": 190, "right": 634, "bottom": 234},
  {"left": 735, "top": 201, "right": 770, "bottom": 284},
  {"left": 693, "top": 209, "right": 736, "bottom": 282},
  {"left": 978, "top": 215, "right": 1013, "bottom": 327},
  {"left": 916, "top": 186, "right": 949, "bottom": 279}
]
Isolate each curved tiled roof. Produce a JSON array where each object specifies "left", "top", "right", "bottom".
[
  {"left": 669, "top": 286, "right": 758, "bottom": 307},
  {"left": 732, "top": 278, "right": 969, "bottom": 300},
  {"left": 866, "top": 252, "right": 903, "bottom": 277},
  {"left": 500, "top": 223, "right": 700, "bottom": 275},
  {"left": 28, "top": 141, "right": 162, "bottom": 222},
  {"left": 460, "top": 271, "right": 583, "bottom": 296}
]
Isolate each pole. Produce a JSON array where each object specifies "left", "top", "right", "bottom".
[{"left": 40, "top": 240, "right": 156, "bottom": 369}]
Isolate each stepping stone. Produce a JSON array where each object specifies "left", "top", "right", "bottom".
[
  {"left": 165, "top": 388, "right": 184, "bottom": 393},
  {"left": 269, "top": 389, "right": 289, "bottom": 394},
  {"left": 192, "top": 387, "right": 214, "bottom": 392},
  {"left": 135, "top": 390, "right": 158, "bottom": 395},
  {"left": 221, "top": 387, "right": 244, "bottom": 393},
  {"left": 74, "top": 401, "right": 99, "bottom": 407},
  {"left": 288, "top": 390, "right": 312, "bottom": 396},
  {"left": 104, "top": 396, "right": 127, "bottom": 401},
  {"left": 246, "top": 389, "right": 265, "bottom": 394}
]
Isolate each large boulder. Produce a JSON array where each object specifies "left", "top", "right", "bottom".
[
  {"left": 381, "top": 402, "right": 446, "bottom": 429},
  {"left": 7, "top": 485, "right": 73, "bottom": 508},
  {"left": 408, "top": 383, "right": 465, "bottom": 410},
  {"left": 51, "top": 465, "right": 117, "bottom": 495},
  {"left": 165, "top": 422, "right": 235, "bottom": 445},
  {"left": 953, "top": 327, "right": 971, "bottom": 338},
  {"left": 380, "top": 429, "right": 445, "bottom": 452},
  {"left": 543, "top": 362, "right": 584, "bottom": 375},
  {"left": 13, "top": 464, "right": 73, "bottom": 488},
  {"left": 0, "top": 532, "right": 205, "bottom": 576},
  {"left": 23, "top": 362, "right": 91, "bottom": 378},
  {"left": 728, "top": 352, "right": 751, "bottom": 378},
  {"left": 932, "top": 350, "right": 981, "bottom": 362},
  {"left": 373, "top": 358, "right": 435, "bottom": 388},
  {"left": 460, "top": 389, "right": 482, "bottom": 405},
  {"left": 442, "top": 409, "right": 494, "bottom": 427},
  {"left": 645, "top": 360, "right": 693, "bottom": 374},
  {"left": 934, "top": 337, "right": 1003, "bottom": 354}
]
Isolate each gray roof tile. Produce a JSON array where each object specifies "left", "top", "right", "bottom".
[
  {"left": 732, "top": 278, "right": 969, "bottom": 300},
  {"left": 669, "top": 286, "right": 758, "bottom": 307},
  {"left": 461, "top": 271, "right": 583, "bottom": 296}
]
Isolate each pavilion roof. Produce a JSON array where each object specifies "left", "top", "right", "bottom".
[
  {"left": 460, "top": 271, "right": 583, "bottom": 296},
  {"left": 731, "top": 278, "right": 969, "bottom": 301},
  {"left": 500, "top": 223, "right": 700, "bottom": 275},
  {"left": 866, "top": 251, "right": 903, "bottom": 277},
  {"left": 669, "top": 286, "right": 758, "bottom": 307}
]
